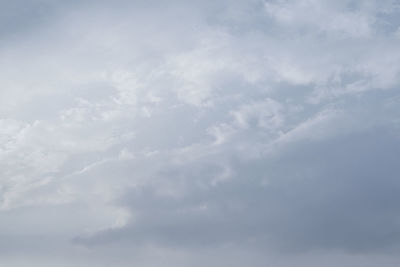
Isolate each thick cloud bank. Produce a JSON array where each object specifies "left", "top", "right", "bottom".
[{"left": 1, "top": 0, "right": 400, "bottom": 266}]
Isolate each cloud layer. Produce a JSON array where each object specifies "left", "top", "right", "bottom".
[{"left": 1, "top": 0, "right": 400, "bottom": 266}]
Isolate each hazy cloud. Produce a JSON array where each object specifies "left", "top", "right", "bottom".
[{"left": 1, "top": 0, "right": 400, "bottom": 266}]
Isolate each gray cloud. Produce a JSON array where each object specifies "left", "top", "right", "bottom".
[
  {"left": 0, "top": 0, "right": 400, "bottom": 266},
  {"left": 75, "top": 124, "right": 400, "bottom": 253}
]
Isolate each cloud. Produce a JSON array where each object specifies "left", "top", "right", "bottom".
[
  {"left": 0, "top": 0, "right": 400, "bottom": 266},
  {"left": 74, "top": 113, "right": 400, "bottom": 253}
]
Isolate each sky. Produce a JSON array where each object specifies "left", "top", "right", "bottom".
[{"left": 1, "top": 0, "right": 400, "bottom": 266}]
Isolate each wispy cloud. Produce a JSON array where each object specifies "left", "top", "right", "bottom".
[{"left": 0, "top": 0, "right": 400, "bottom": 266}]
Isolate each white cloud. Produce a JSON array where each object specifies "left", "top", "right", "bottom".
[{"left": 0, "top": 0, "right": 400, "bottom": 266}]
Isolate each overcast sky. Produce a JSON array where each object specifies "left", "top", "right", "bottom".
[{"left": 1, "top": 0, "right": 400, "bottom": 266}]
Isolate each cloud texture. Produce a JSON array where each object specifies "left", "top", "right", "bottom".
[{"left": 1, "top": 0, "right": 400, "bottom": 266}]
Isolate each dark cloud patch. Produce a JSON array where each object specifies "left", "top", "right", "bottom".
[
  {"left": 0, "top": 0, "right": 81, "bottom": 41},
  {"left": 76, "top": 125, "right": 400, "bottom": 253}
]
